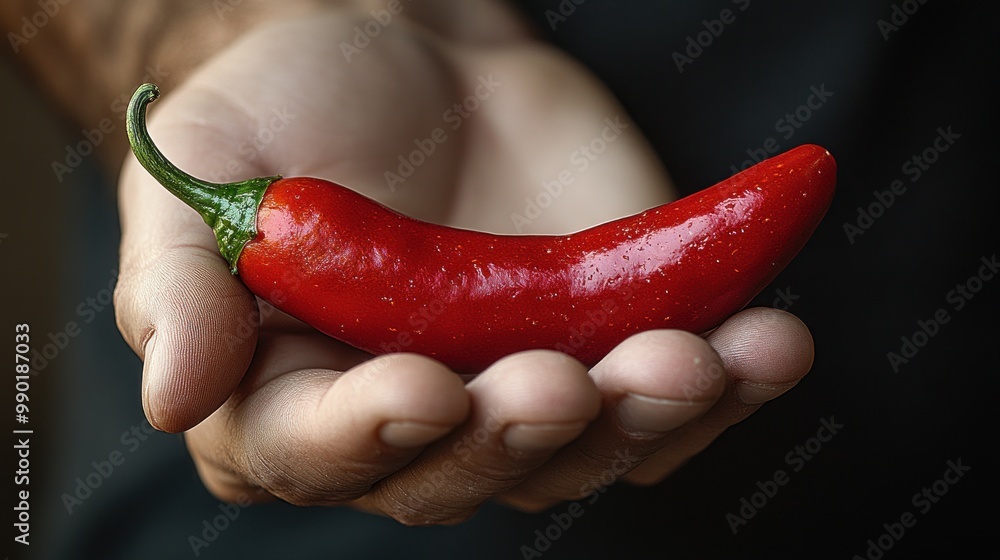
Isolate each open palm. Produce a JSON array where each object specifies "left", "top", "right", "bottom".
[{"left": 115, "top": 4, "right": 814, "bottom": 524}]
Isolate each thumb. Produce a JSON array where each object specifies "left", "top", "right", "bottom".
[
  {"left": 114, "top": 91, "right": 264, "bottom": 432},
  {"left": 115, "top": 246, "right": 257, "bottom": 433}
]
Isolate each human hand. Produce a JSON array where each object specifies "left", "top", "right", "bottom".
[{"left": 114, "top": 1, "right": 814, "bottom": 523}]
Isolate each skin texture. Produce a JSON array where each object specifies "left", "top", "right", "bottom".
[
  {"left": 1, "top": 0, "right": 322, "bottom": 170},
  {"left": 106, "top": 1, "right": 817, "bottom": 524}
]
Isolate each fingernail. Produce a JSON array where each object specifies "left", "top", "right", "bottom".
[
  {"left": 735, "top": 381, "right": 799, "bottom": 405},
  {"left": 503, "top": 422, "right": 587, "bottom": 452},
  {"left": 140, "top": 332, "right": 162, "bottom": 431},
  {"left": 618, "top": 393, "right": 711, "bottom": 435},
  {"left": 379, "top": 421, "right": 453, "bottom": 448}
]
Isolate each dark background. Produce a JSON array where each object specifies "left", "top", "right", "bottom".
[{"left": 4, "top": 0, "right": 997, "bottom": 558}]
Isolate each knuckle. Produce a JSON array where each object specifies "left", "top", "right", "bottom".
[
  {"left": 257, "top": 475, "right": 352, "bottom": 507},
  {"left": 199, "top": 475, "right": 270, "bottom": 505},
  {"left": 457, "top": 456, "right": 532, "bottom": 488},
  {"left": 381, "top": 494, "right": 477, "bottom": 527},
  {"left": 572, "top": 444, "right": 621, "bottom": 470},
  {"left": 187, "top": 445, "right": 274, "bottom": 505},
  {"left": 548, "top": 446, "right": 638, "bottom": 498},
  {"left": 371, "top": 475, "right": 479, "bottom": 526},
  {"left": 242, "top": 452, "right": 369, "bottom": 507}
]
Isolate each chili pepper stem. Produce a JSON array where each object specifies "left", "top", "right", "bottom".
[{"left": 125, "top": 83, "right": 281, "bottom": 274}]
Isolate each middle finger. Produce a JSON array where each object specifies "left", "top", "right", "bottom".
[{"left": 357, "top": 350, "right": 601, "bottom": 525}]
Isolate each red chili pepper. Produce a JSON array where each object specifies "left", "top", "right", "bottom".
[{"left": 126, "top": 84, "right": 835, "bottom": 373}]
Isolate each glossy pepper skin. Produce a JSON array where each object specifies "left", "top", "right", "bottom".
[{"left": 127, "top": 84, "right": 836, "bottom": 373}]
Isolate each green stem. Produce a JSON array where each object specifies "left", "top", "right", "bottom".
[{"left": 125, "top": 83, "right": 281, "bottom": 274}]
